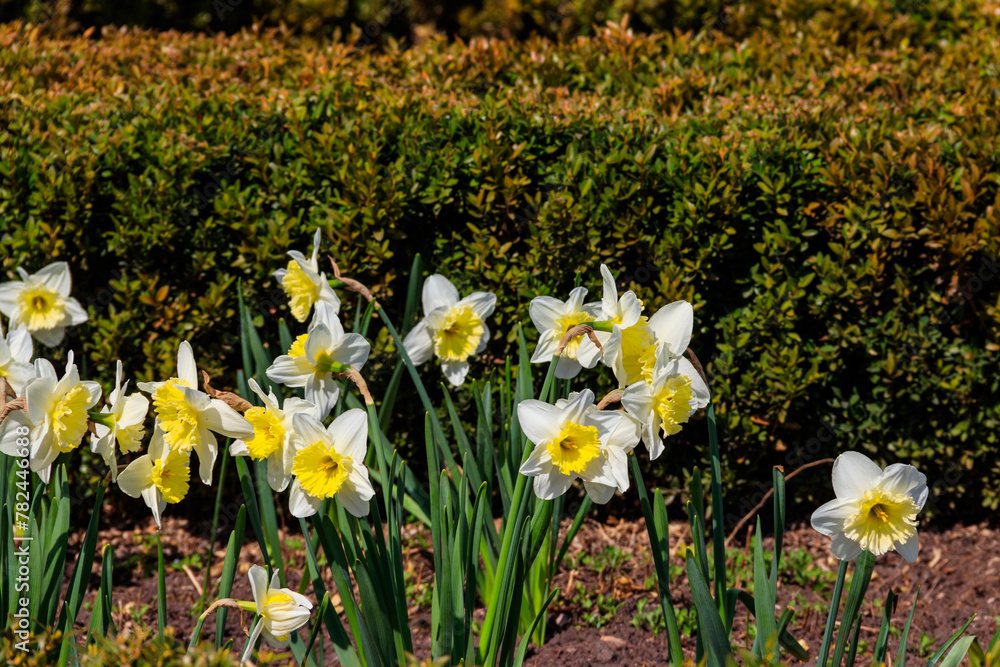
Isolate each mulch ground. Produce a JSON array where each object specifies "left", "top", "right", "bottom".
[{"left": 70, "top": 512, "right": 1000, "bottom": 666}]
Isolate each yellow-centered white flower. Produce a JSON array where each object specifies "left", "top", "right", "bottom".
[
  {"left": 265, "top": 303, "right": 370, "bottom": 419},
  {"left": 811, "top": 451, "right": 928, "bottom": 563},
  {"left": 518, "top": 390, "right": 640, "bottom": 503},
  {"left": 582, "top": 265, "right": 696, "bottom": 387},
  {"left": 272, "top": 227, "right": 341, "bottom": 323},
  {"left": 0, "top": 318, "right": 34, "bottom": 396},
  {"left": 529, "top": 286, "right": 601, "bottom": 379},
  {"left": 229, "top": 378, "right": 318, "bottom": 493},
  {"left": 403, "top": 274, "right": 496, "bottom": 387},
  {"left": 116, "top": 428, "right": 191, "bottom": 529},
  {"left": 286, "top": 409, "right": 375, "bottom": 518},
  {"left": 0, "top": 262, "right": 88, "bottom": 347},
  {"left": 0, "top": 353, "right": 101, "bottom": 484},
  {"left": 243, "top": 565, "right": 313, "bottom": 661},
  {"left": 91, "top": 360, "right": 149, "bottom": 482},
  {"left": 621, "top": 354, "right": 710, "bottom": 460},
  {"left": 137, "top": 341, "right": 253, "bottom": 485}
]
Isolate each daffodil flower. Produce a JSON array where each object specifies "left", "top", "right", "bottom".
[
  {"left": 403, "top": 274, "right": 496, "bottom": 387},
  {"left": 116, "top": 428, "right": 191, "bottom": 529},
  {"left": 517, "top": 389, "right": 640, "bottom": 503},
  {"left": 621, "top": 354, "right": 710, "bottom": 460},
  {"left": 0, "top": 318, "right": 34, "bottom": 396},
  {"left": 0, "top": 353, "right": 101, "bottom": 484},
  {"left": 0, "top": 262, "right": 88, "bottom": 346},
  {"left": 286, "top": 409, "right": 375, "bottom": 518},
  {"left": 243, "top": 565, "right": 313, "bottom": 661},
  {"left": 137, "top": 341, "right": 253, "bottom": 485},
  {"left": 265, "top": 302, "right": 370, "bottom": 418},
  {"left": 811, "top": 451, "right": 928, "bottom": 562},
  {"left": 91, "top": 360, "right": 149, "bottom": 482},
  {"left": 529, "top": 287, "right": 602, "bottom": 379},
  {"left": 273, "top": 228, "right": 341, "bottom": 322},
  {"left": 577, "top": 264, "right": 643, "bottom": 374},
  {"left": 229, "top": 378, "right": 318, "bottom": 492}
]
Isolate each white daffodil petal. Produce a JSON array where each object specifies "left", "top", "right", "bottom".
[
  {"left": 810, "top": 498, "right": 856, "bottom": 537},
  {"left": 583, "top": 480, "right": 616, "bottom": 504},
  {"left": 288, "top": 481, "right": 322, "bottom": 518},
  {"left": 516, "top": 400, "right": 563, "bottom": 445},
  {"left": 878, "top": 464, "right": 928, "bottom": 507},
  {"left": 331, "top": 409, "right": 368, "bottom": 461},
  {"left": 648, "top": 300, "right": 693, "bottom": 359},
  {"left": 829, "top": 532, "right": 864, "bottom": 562},
  {"left": 533, "top": 472, "right": 573, "bottom": 500},
  {"left": 831, "top": 451, "right": 884, "bottom": 499},
  {"left": 403, "top": 320, "right": 435, "bottom": 365},
  {"left": 896, "top": 532, "right": 919, "bottom": 563},
  {"left": 422, "top": 274, "right": 460, "bottom": 313},
  {"left": 441, "top": 360, "right": 469, "bottom": 387}
]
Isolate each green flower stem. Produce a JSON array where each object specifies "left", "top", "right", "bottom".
[
  {"left": 589, "top": 321, "right": 614, "bottom": 333},
  {"left": 87, "top": 411, "right": 115, "bottom": 428}
]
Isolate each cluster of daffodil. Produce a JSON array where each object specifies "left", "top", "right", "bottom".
[{"left": 1, "top": 240, "right": 991, "bottom": 667}]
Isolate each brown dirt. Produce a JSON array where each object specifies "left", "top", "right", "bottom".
[{"left": 70, "top": 514, "right": 1000, "bottom": 666}]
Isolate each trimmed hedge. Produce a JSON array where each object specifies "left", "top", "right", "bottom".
[{"left": 1, "top": 0, "right": 998, "bottom": 515}]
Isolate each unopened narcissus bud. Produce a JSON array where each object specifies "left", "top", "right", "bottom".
[
  {"left": 811, "top": 451, "right": 928, "bottom": 563},
  {"left": 137, "top": 341, "right": 253, "bottom": 485},
  {"left": 0, "top": 353, "right": 101, "bottom": 484},
  {"left": 0, "top": 262, "right": 89, "bottom": 347},
  {"left": 517, "top": 389, "right": 640, "bottom": 503},
  {"left": 286, "top": 409, "right": 375, "bottom": 518},
  {"left": 243, "top": 566, "right": 313, "bottom": 662},
  {"left": 272, "top": 227, "right": 341, "bottom": 322},
  {"left": 402, "top": 274, "right": 496, "bottom": 387},
  {"left": 116, "top": 428, "right": 190, "bottom": 529},
  {"left": 265, "top": 302, "right": 370, "bottom": 418},
  {"left": 528, "top": 286, "right": 601, "bottom": 379}
]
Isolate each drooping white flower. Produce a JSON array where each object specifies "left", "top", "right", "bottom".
[
  {"left": 229, "top": 378, "right": 318, "bottom": 492},
  {"left": 265, "top": 302, "right": 370, "bottom": 419},
  {"left": 620, "top": 354, "right": 710, "bottom": 460},
  {"left": 811, "top": 451, "right": 928, "bottom": 563},
  {"left": 242, "top": 565, "right": 313, "bottom": 661},
  {"left": 273, "top": 228, "right": 341, "bottom": 323},
  {"left": 0, "top": 262, "right": 88, "bottom": 346},
  {"left": 137, "top": 341, "right": 253, "bottom": 485},
  {"left": 116, "top": 428, "right": 190, "bottom": 529},
  {"left": 0, "top": 353, "right": 101, "bottom": 484},
  {"left": 402, "top": 274, "right": 496, "bottom": 387},
  {"left": 286, "top": 409, "right": 375, "bottom": 518},
  {"left": 528, "top": 287, "right": 601, "bottom": 379},
  {"left": 517, "top": 389, "right": 640, "bottom": 503},
  {"left": 0, "top": 318, "right": 34, "bottom": 396},
  {"left": 91, "top": 360, "right": 149, "bottom": 481}
]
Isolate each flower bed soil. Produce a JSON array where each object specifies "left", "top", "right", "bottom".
[{"left": 70, "top": 514, "right": 1000, "bottom": 665}]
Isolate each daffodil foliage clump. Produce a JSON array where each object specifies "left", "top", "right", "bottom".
[
  {"left": 3, "top": 5, "right": 1000, "bottom": 509},
  {"left": 2, "top": 246, "right": 998, "bottom": 667}
]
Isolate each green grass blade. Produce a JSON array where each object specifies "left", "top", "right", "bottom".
[
  {"left": 552, "top": 496, "right": 592, "bottom": 587},
  {"left": 873, "top": 590, "right": 897, "bottom": 664},
  {"left": 629, "top": 455, "right": 683, "bottom": 666},
  {"left": 234, "top": 456, "right": 271, "bottom": 571},
  {"left": 752, "top": 518, "right": 778, "bottom": 658},
  {"left": 209, "top": 505, "right": 246, "bottom": 649},
  {"left": 512, "top": 589, "right": 559, "bottom": 667},
  {"left": 59, "top": 480, "right": 106, "bottom": 632},
  {"left": 937, "top": 636, "right": 977, "bottom": 667},
  {"left": 818, "top": 559, "right": 849, "bottom": 667},
  {"left": 156, "top": 533, "right": 167, "bottom": 637},
  {"left": 706, "top": 404, "right": 727, "bottom": 619},
  {"left": 927, "top": 615, "right": 977, "bottom": 667},
  {"left": 770, "top": 466, "right": 785, "bottom": 599},
  {"left": 831, "top": 550, "right": 876, "bottom": 667},
  {"left": 254, "top": 458, "right": 285, "bottom": 584},
  {"left": 895, "top": 586, "right": 920, "bottom": 667},
  {"left": 686, "top": 549, "right": 731, "bottom": 667}
]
